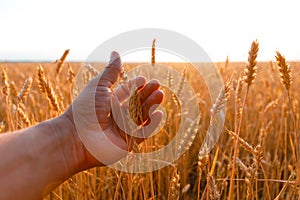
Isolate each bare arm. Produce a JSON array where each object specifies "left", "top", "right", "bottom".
[
  {"left": 0, "top": 51, "right": 164, "bottom": 199},
  {"left": 0, "top": 115, "right": 85, "bottom": 200}
]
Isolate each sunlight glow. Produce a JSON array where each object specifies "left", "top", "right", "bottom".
[{"left": 0, "top": 0, "right": 299, "bottom": 62}]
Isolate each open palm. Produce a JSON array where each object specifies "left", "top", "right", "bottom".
[{"left": 66, "top": 52, "right": 164, "bottom": 166}]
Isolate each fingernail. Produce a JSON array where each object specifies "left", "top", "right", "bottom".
[{"left": 109, "top": 51, "right": 119, "bottom": 65}]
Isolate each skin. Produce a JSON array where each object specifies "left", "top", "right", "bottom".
[{"left": 0, "top": 51, "right": 164, "bottom": 200}]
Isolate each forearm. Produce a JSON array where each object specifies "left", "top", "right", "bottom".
[{"left": 0, "top": 114, "right": 85, "bottom": 200}]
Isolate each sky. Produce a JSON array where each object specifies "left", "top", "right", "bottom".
[{"left": 0, "top": 0, "right": 299, "bottom": 62}]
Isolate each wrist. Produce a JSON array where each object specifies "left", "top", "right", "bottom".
[
  {"left": 57, "top": 109, "right": 103, "bottom": 172},
  {"left": 49, "top": 114, "right": 87, "bottom": 175}
]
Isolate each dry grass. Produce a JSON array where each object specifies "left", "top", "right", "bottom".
[{"left": 0, "top": 45, "right": 300, "bottom": 199}]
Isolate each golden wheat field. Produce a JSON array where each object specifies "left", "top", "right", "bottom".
[{"left": 1, "top": 43, "right": 300, "bottom": 200}]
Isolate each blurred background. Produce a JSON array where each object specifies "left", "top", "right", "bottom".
[{"left": 0, "top": 0, "right": 299, "bottom": 62}]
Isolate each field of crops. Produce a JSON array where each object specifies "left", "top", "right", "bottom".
[{"left": 0, "top": 42, "right": 299, "bottom": 199}]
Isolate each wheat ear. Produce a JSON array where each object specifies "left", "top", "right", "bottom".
[
  {"left": 197, "top": 153, "right": 209, "bottom": 199},
  {"left": 1, "top": 67, "right": 9, "bottom": 97},
  {"left": 1, "top": 66, "right": 13, "bottom": 130},
  {"left": 167, "top": 70, "right": 173, "bottom": 88},
  {"left": 243, "top": 40, "right": 259, "bottom": 86},
  {"left": 151, "top": 38, "right": 156, "bottom": 66},
  {"left": 55, "top": 49, "right": 70, "bottom": 76},
  {"left": 67, "top": 64, "right": 75, "bottom": 85},
  {"left": 129, "top": 90, "right": 143, "bottom": 126},
  {"left": 210, "top": 80, "right": 231, "bottom": 120},
  {"left": 37, "top": 65, "right": 60, "bottom": 112},
  {"left": 176, "top": 68, "right": 187, "bottom": 97},
  {"left": 37, "top": 65, "right": 47, "bottom": 94},
  {"left": 16, "top": 107, "right": 30, "bottom": 126},
  {"left": 207, "top": 173, "right": 220, "bottom": 200},
  {"left": 9, "top": 81, "right": 18, "bottom": 98},
  {"left": 168, "top": 168, "right": 180, "bottom": 200},
  {"left": 0, "top": 122, "right": 5, "bottom": 133},
  {"left": 275, "top": 51, "right": 292, "bottom": 91},
  {"left": 84, "top": 64, "right": 99, "bottom": 77},
  {"left": 18, "top": 77, "right": 32, "bottom": 103},
  {"left": 44, "top": 80, "right": 60, "bottom": 112}
]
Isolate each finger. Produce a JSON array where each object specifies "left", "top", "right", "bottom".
[
  {"left": 114, "top": 76, "right": 146, "bottom": 103},
  {"left": 138, "top": 79, "right": 161, "bottom": 103},
  {"left": 111, "top": 92, "right": 164, "bottom": 137},
  {"left": 122, "top": 110, "right": 163, "bottom": 150},
  {"left": 98, "top": 51, "right": 122, "bottom": 88},
  {"left": 142, "top": 90, "right": 164, "bottom": 123},
  {"left": 95, "top": 87, "right": 112, "bottom": 130},
  {"left": 134, "top": 110, "right": 163, "bottom": 143}
]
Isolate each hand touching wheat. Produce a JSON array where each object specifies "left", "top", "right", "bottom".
[{"left": 65, "top": 51, "right": 164, "bottom": 167}]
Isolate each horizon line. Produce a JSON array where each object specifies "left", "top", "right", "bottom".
[{"left": 1, "top": 59, "right": 300, "bottom": 63}]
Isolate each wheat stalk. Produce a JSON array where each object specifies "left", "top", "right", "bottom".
[
  {"left": 67, "top": 64, "right": 76, "bottom": 101},
  {"left": 247, "top": 152, "right": 261, "bottom": 200},
  {"left": 234, "top": 77, "right": 243, "bottom": 131},
  {"left": 176, "top": 68, "right": 187, "bottom": 98},
  {"left": 44, "top": 80, "right": 60, "bottom": 113},
  {"left": 55, "top": 49, "right": 70, "bottom": 76},
  {"left": 275, "top": 51, "right": 299, "bottom": 183},
  {"left": 37, "top": 65, "right": 60, "bottom": 112},
  {"left": 210, "top": 80, "right": 231, "bottom": 120},
  {"left": 275, "top": 51, "right": 292, "bottom": 91},
  {"left": 269, "top": 61, "right": 275, "bottom": 72},
  {"left": 129, "top": 90, "right": 143, "bottom": 126},
  {"left": 9, "top": 81, "right": 18, "bottom": 98},
  {"left": 168, "top": 168, "right": 180, "bottom": 200},
  {"left": 224, "top": 55, "right": 229, "bottom": 71},
  {"left": 16, "top": 107, "right": 31, "bottom": 127},
  {"left": 67, "top": 64, "right": 75, "bottom": 85},
  {"left": 151, "top": 38, "right": 156, "bottom": 66},
  {"left": 197, "top": 153, "right": 209, "bottom": 199},
  {"left": 228, "top": 40, "right": 259, "bottom": 200},
  {"left": 1, "top": 67, "right": 9, "bottom": 97},
  {"left": 55, "top": 87, "right": 65, "bottom": 110},
  {"left": 243, "top": 40, "right": 259, "bottom": 86},
  {"left": 176, "top": 119, "right": 198, "bottom": 157},
  {"left": 207, "top": 173, "right": 220, "bottom": 200},
  {"left": 0, "top": 121, "right": 5, "bottom": 133},
  {"left": 1, "top": 66, "right": 14, "bottom": 130},
  {"left": 227, "top": 129, "right": 255, "bottom": 154},
  {"left": 84, "top": 64, "right": 99, "bottom": 77},
  {"left": 119, "top": 65, "right": 128, "bottom": 84},
  {"left": 167, "top": 70, "right": 173, "bottom": 88},
  {"left": 37, "top": 65, "right": 47, "bottom": 94},
  {"left": 171, "top": 93, "right": 180, "bottom": 108},
  {"left": 18, "top": 77, "right": 32, "bottom": 103}
]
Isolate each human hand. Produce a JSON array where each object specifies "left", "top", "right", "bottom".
[{"left": 64, "top": 51, "right": 164, "bottom": 168}]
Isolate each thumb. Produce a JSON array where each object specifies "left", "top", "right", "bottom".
[{"left": 98, "top": 51, "right": 122, "bottom": 88}]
